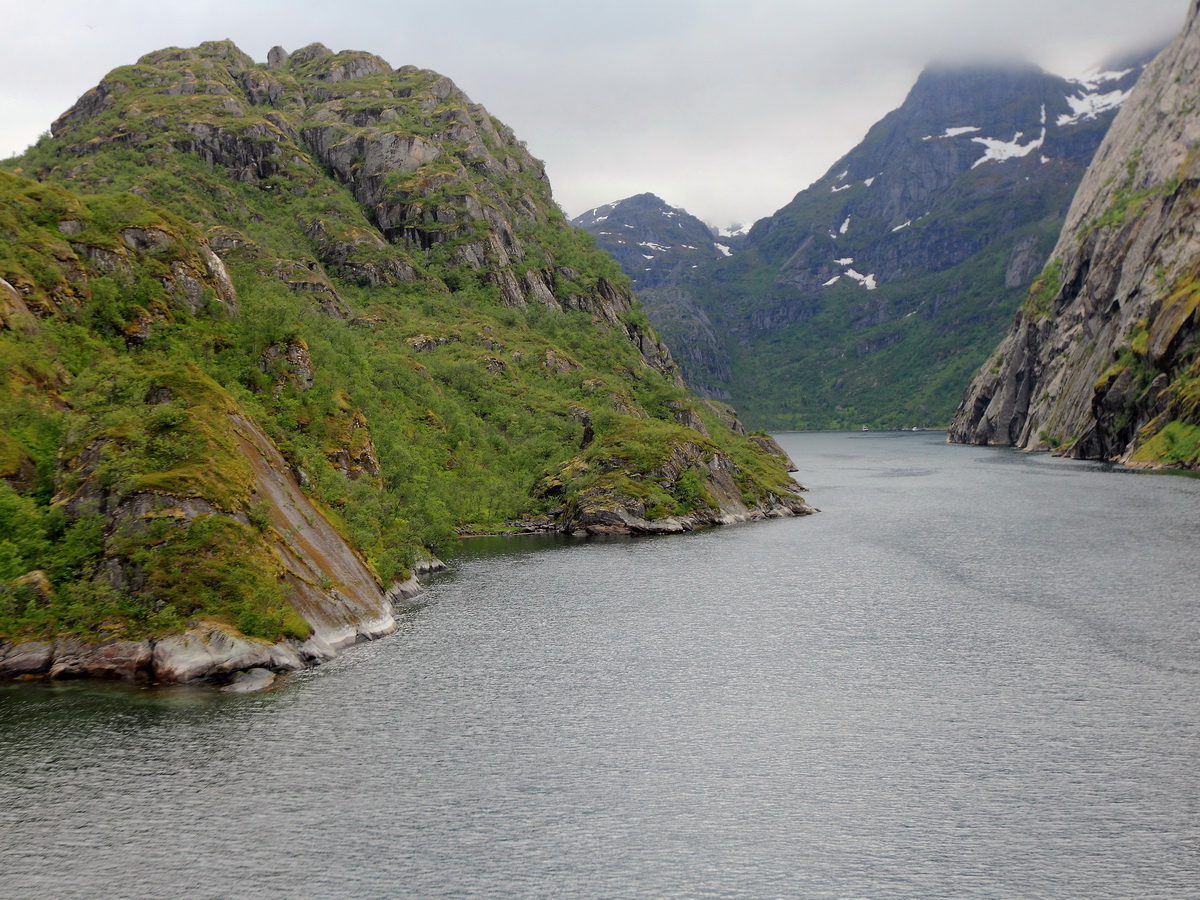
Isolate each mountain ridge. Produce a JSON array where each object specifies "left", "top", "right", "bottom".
[{"left": 580, "top": 52, "right": 1154, "bottom": 429}]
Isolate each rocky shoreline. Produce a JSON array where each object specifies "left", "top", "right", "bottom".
[
  {"left": 0, "top": 569, "right": 430, "bottom": 689},
  {"left": 1, "top": 484, "right": 817, "bottom": 690}
]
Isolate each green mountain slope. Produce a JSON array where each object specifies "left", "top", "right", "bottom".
[
  {"left": 601, "top": 57, "right": 1151, "bottom": 430},
  {"left": 0, "top": 41, "right": 810, "bottom": 682}
]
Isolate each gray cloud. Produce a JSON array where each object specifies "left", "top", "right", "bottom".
[{"left": 1, "top": 0, "right": 1186, "bottom": 227}]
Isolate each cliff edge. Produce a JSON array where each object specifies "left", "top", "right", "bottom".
[{"left": 949, "top": 2, "right": 1200, "bottom": 466}]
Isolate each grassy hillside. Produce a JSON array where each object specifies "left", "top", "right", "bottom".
[{"left": 0, "top": 42, "right": 805, "bottom": 650}]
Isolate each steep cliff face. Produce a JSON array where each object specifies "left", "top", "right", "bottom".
[
  {"left": 949, "top": 4, "right": 1200, "bottom": 467},
  {"left": 0, "top": 41, "right": 811, "bottom": 684},
  {"left": 601, "top": 55, "right": 1151, "bottom": 427}
]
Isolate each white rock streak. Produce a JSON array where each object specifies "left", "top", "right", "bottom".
[
  {"left": 823, "top": 275, "right": 841, "bottom": 286},
  {"left": 891, "top": 220, "right": 912, "bottom": 232}
]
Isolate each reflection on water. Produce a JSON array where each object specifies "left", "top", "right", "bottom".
[{"left": 2, "top": 432, "right": 1198, "bottom": 899}]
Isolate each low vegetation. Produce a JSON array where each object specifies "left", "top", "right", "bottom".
[{"left": 0, "top": 42, "right": 801, "bottom": 646}]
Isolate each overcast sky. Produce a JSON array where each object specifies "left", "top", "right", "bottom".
[{"left": 3, "top": 1, "right": 1188, "bottom": 228}]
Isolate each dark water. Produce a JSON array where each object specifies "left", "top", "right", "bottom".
[{"left": 2, "top": 432, "right": 1198, "bottom": 899}]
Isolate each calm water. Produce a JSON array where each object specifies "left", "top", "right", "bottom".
[{"left": 2, "top": 432, "right": 1198, "bottom": 899}]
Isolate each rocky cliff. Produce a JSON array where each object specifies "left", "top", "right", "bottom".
[
  {"left": 0, "top": 41, "right": 812, "bottom": 685},
  {"left": 949, "top": 3, "right": 1200, "bottom": 467},
  {"left": 601, "top": 54, "right": 1152, "bottom": 426}
]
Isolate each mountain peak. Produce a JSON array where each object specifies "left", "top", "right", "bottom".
[
  {"left": 572, "top": 193, "right": 728, "bottom": 290},
  {"left": 0, "top": 39, "right": 813, "bottom": 681}
]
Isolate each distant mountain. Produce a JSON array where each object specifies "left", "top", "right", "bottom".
[
  {"left": 572, "top": 193, "right": 732, "bottom": 289},
  {"left": 950, "top": 11, "right": 1200, "bottom": 467},
  {"left": 573, "top": 193, "right": 737, "bottom": 396},
  {"left": 602, "top": 52, "right": 1155, "bottom": 428}
]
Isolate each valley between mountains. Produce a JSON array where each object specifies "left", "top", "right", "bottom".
[{"left": 4, "top": 0, "right": 1200, "bottom": 685}]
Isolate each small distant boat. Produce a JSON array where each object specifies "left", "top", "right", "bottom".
[{"left": 861, "top": 425, "right": 869, "bottom": 432}]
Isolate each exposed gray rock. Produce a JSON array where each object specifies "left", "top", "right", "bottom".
[
  {"left": 0, "top": 642, "right": 54, "bottom": 678},
  {"left": 259, "top": 337, "right": 314, "bottom": 392},
  {"left": 221, "top": 667, "right": 276, "bottom": 692},
  {"left": 0, "top": 278, "right": 40, "bottom": 335},
  {"left": 49, "top": 639, "right": 154, "bottom": 680},
  {"left": 1005, "top": 235, "right": 1046, "bottom": 288},
  {"left": 950, "top": 2, "right": 1200, "bottom": 463},
  {"left": 153, "top": 627, "right": 306, "bottom": 683}
]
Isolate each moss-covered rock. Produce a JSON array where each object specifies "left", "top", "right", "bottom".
[{"left": 0, "top": 41, "right": 814, "bottom": 683}]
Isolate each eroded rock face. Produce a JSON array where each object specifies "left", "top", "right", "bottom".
[
  {"left": 0, "top": 394, "right": 411, "bottom": 686},
  {"left": 559, "top": 440, "right": 814, "bottom": 537},
  {"left": 44, "top": 39, "right": 685, "bottom": 385},
  {"left": 950, "top": 2, "right": 1200, "bottom": 463}
]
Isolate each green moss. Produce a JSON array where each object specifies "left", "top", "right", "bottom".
[
  {"left": 1023, "top": 259, "right": 1063, "bottom": 319},
  {"left": 114, "top": 514, "right": 310, "bottom": 642},
  {"left": 1131, "top": 420, "right": 1200, "bottom": 466}
]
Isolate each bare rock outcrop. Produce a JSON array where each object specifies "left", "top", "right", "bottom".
[{"left": 950, "top": 1, "right": 1200, "bottom": 465}]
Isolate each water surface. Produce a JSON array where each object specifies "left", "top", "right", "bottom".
[{"left": 2, "top": 432, "right": 1197, "bottom": 898}]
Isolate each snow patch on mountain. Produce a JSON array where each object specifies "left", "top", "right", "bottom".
[
  {"left": 840, "top": 217, "right": 851, "bottom": 235},
  {"left": 1057, "top": 88, "right": 1132, "bottom": 126},
  {"left": 715, "top": 243, "right": 732, "bottom": 257},
  {"left": 1071, "top": 67, "right": 1135, "bottom": 92},
  {"left": 845, "top": 268, "right": 878, "bottom": 290},
  {"left": 971, "top": 127, "right": 1045, "bottom": 169},
  {"left": 717, "top": 222, "right": 751, "bottom": 238},
  {"left": 923, "top": 125, "right": 982, "bottom": 140}
]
